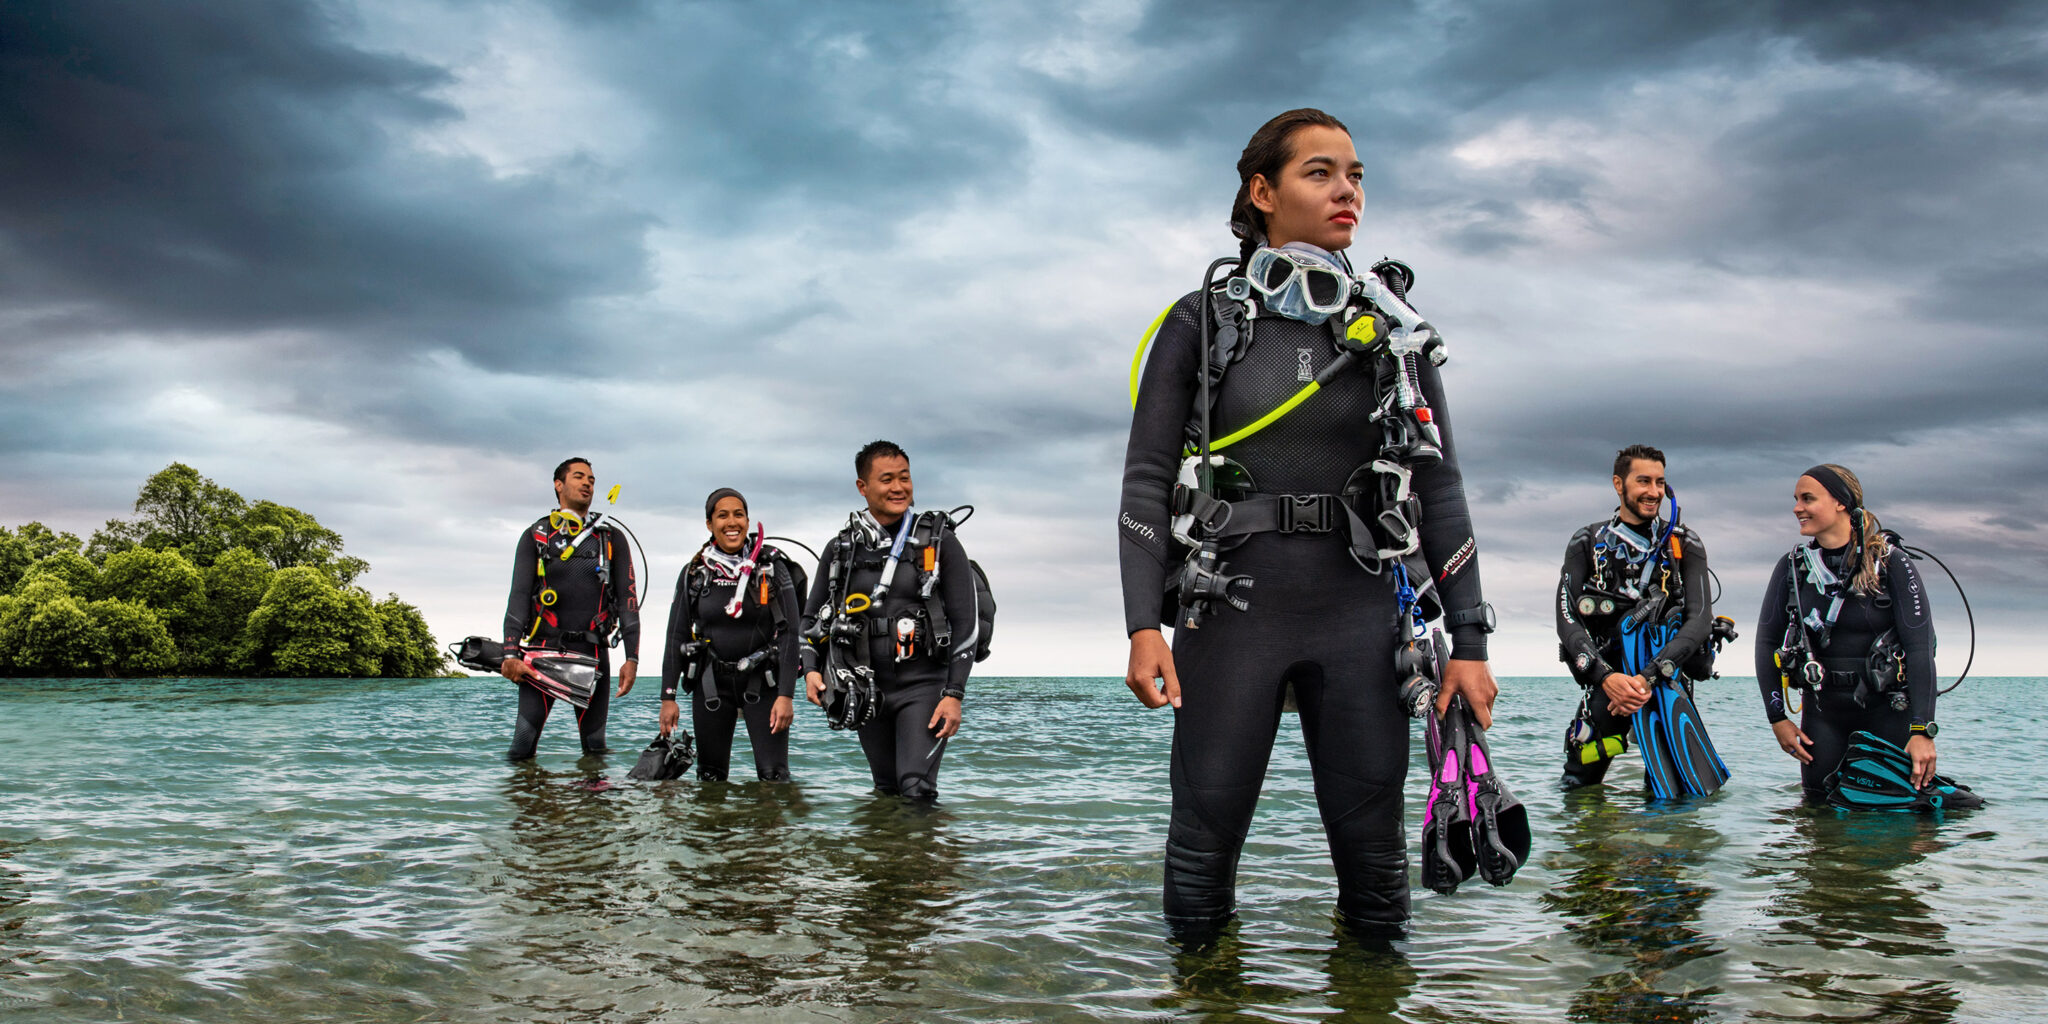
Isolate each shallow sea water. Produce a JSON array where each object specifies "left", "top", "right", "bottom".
[{"left": 0, "top": 674, "right": 2042, "bottom": 1023}]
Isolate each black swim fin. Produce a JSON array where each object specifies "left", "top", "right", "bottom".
[
  {"left": 626, "top": 731, "right": 695, "bottom": 781},
  {"left": 1826, "top": 731, "right": 1983, "bottom": 813},
  {"left": 1420, "top": 699, "right": 1476, "bottom": 894},
  {"left": 1455, "top": 700, "right": 1530, "bottom": 886}
]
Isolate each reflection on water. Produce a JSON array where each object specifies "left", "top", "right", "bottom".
[
  {"left": 1751, "top": 807, "right": 1961, "bottom": 1024},
  {"left": 476, "top": 762, "right": 965, "bottom": 1020},
  {"left": 1158, "top": 926, "right": 1418, "bottom": 1024},
  {"left": 1542, "top": 788, "right": 1723, "bottom": 1023},
  {"left": 0, "top": 676, "right": 2042, "bottom": 1022}
]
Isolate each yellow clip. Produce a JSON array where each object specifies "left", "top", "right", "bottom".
[
  {"left": 606, "top": 484, "right": 621, "bottom": 505},
  {"left": 538, "top": 588, "right": 558, "bottom": 607},
  {"left": 843, "top": 593, "right": 872, "bottom": 614}
]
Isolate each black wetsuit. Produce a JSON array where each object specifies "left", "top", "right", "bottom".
[
  {"left": 1554, "top": 516, "right": 1714, "bottom": 786},
  {"left": 1755, "top": 542, "right": 1935, "bottom": 799},
  {"left": 1118, "top": 288, "right": 1489, "bottom": 935},
  {"left": 801, "top": 513, "right": 978, "bottom": 801},
  {"left": 502, "top": 512, "right": 640, "bottom": 761},
  {"left": 660, "top": 546, "right": 802, "bottom": 781}
]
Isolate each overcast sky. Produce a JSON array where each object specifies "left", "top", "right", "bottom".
[{"left": 4, "top": 0, "right": 2044, "bottom": 681}]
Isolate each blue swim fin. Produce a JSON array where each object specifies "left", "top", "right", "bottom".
[
  {"left": 1630, "top": 687, "right": 1684, "bottom": 800},
  {"left": 1654, "top": 680, "right": 1729, "bottom": 797}
]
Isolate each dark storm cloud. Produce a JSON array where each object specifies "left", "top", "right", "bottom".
[
  {"left": 545, "top": 0, "right": 1024, "bottom": 236},
  {"left": 0, "top": 0, "right": 651, "bottom": 359}
]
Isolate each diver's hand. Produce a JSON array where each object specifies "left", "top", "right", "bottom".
[
  {"left": 805, "top": 670, "right": 826, "bottom": 706},
  {"left": 929, "top": 696, "right": 962, "bottom": 739},
  {"left": 1906, "top": 734, "right": 1937, "bottom": 789},
  {"left": 770, "top": 696, "right": 795, "bottom": 734},
  {"left": 1602, "top": 672, "right": 1651, "bottom": 716},
  {"left": 658, "top": 699, "right": 679, "bottom": 737},
  {"left": 1126, "top": 629, "right": 1180, "bottom": 709},
  {"left": 1437, "top": 657, "right": 1499, "bottom": 728},
  {"left": 1772, "top": 719, "right": 1813, "bottom": 763},
  {"left": 615, "top": 659, "right": 637, "bottom": 697},
  {"left": 500, "top": 656, "right": 534, "bottom": 684}
]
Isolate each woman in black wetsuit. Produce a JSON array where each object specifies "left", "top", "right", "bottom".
[
  {"left": 1755, "top": 465, "right": 1941, "bottom": 798},
  {"left": 659, "top": 488, "right": 801, "bottom": 782},
  {"left": 1118, "top": 109, "right": 1497, "bottom": 940}
]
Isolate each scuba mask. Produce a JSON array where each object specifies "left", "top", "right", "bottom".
[{"left": 1246, "top": 244, "right": 1351, "bottom": 324}]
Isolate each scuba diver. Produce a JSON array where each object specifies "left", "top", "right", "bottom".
[
  {"left": 501, "top": 457, "right": 641, "bottom": 761},
  {"left": 1119, "top": 108, "right": 1498, "bottom": 941},
  {"left": 1756, "top": 465, "right": 1980, "bottom": 810},
  {"left": 802, "top": 441, "right": 981, "bottom": 802},
  {"left": 1555, "top": 445, "right": 1732, "bottom": 796},
  {"left": 659, "top": 488, "right": 802, "bottom": 782}
]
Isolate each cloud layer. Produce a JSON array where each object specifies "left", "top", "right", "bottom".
[{"left": 5, "top": 0, "right": 2045, "bottom": 681}]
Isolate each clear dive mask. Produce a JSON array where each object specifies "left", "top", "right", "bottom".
[{"left": 1246, "top": 245, "right": 1351, "bottom": 324}]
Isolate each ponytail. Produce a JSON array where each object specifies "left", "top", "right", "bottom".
[{"left": 1815, "top": 463, "right": 1887, "bottom": 595}]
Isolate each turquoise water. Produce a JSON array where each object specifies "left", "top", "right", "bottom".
[{"left": 0, "top": 674, "right": 2042, "bottom": 1023}]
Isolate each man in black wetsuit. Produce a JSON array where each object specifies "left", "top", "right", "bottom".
[
  {"left": 802, "top": 441, "right": 979, "bottom": 801},
  {"left": 1554, "top": 445, "right": 1715, "bottom": 788},
  {"left": 501, "top": 457, "right": 640, "bottom": 761}
]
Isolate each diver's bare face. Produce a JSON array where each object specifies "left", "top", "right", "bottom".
[
  {"left": 555, "top": 462, "right": 594, "bottom": 515},
  {"left": 1794, "top": 476, "right": 1846, "bottom": 540},
  {"left": 1612, "top": 459, "right": 1666, "bottom": 525},
  {"left": 708, "top": 496, "right": 749, "bottom": 554},
  {"left": 856, "top": 456, "right": 913, "bottom": 524},
  {"left": 1251, "top": 124, "right": 1363, "bottom": 253}
]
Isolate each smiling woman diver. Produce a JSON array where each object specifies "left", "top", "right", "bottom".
[
  {"left": 1119, "top": 108, "right": 1498, "bottom": 942},
  {"left": 659, "top": 488, "right": 803, "bottom": 782},
  {"left": 1756, "top": 465, "right": 1979, "bottom": 811}
]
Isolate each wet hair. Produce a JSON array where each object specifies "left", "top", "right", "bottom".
[
  {"left": 1229, "top": 108, "right": 1352, "bottom": 267},
  {"left": 553, "top": 457, "right": 590, "bottom": 484},
  {"left": 855, "top": 440, "right": 908, "bottom": 481},
  {"left": 1612, "top": 444, "right": 1666, "bottom": 480},
  {"left": 1807, "top": 463, "right": 1889, "bottom": 595},
  {"left": 704, "top": 487, "right": 746, "bottom": 521}
]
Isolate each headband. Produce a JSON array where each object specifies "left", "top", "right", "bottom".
[
  {"left": 703, "top": 487, "right": 747, "bottom": 520},
  {"left": 1802, "top": 465, "right": 1859, "bottom": 512}
]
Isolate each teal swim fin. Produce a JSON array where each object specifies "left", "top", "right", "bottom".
[
  {"left": 1654, "top": 680, "right": 1729, "bottom": 797},
  {"left": 1826, "top": 731, "right": 1983, "bottom": 813}
]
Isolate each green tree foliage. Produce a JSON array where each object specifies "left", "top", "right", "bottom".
[
  {"left": 198, "top": 548, "right": 273, "bottom": 671},
  {"left": 235, "top": 500, "right": 369, "bottom": 586},
  {"left": 6, "top": 464, "right": 443, "bottom": 678},
  {"left": 233, "top": 567, "right": 388, "bottom": 678},
  {"left": 87, "top": 599, "right": 179, "bottom": 676},
  {"left": 23, "top": 550, "right": 100, "bottom": 598},
  {"left": 3, "top": 579, "right": 105, "bottom": 676},
  {"left": 127, "top": 463, "right": 248, "bottom": 565},
  {"left": 373, "top": 594, "right": 444, "bottom": 678},
  {"left": 98, "top": 547, "right": 210, "bottom": 668},
  {"left": 14, "top": 521, "right": 84, "bottom": 560},
  {"left": 0, "top": 529, "right": 32, "bottom": 592}
]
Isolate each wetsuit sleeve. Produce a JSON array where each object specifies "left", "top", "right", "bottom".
[
  {"left": 1886, "top": 548, "right": 1937, "bottom": 724},
  {"left": 1118, "top": 294, "right": 1201, "bottom": 635},
  {"left": 775, "top": 557, "right": 802, "bottom": 699},
  {"left": 503, "top": 526, "right": 537, "bottom": 650},
  {"left": 1556, "top": 527, "right": 1610, "bottom": 686},
  {"left": 1649, "top": 529, "right": 1714, "bottom": 675},
  {"left": 939, "top": 528, "right": 977, "bottom": 698},
  {"left": 799, "top": 538, "right": 835, "bottom": 675},
  {"left": 1412, "top": 355, "right": 1488, "bottom": 660},
  {"left": 1755, "top": 554, "right": 1794, "bottom": 723},
  {"left": 660, "top": 567, "right": 692, "bottom": 701},
  {"left": 611, "top": 528, "right": 641, "bottom": 662}
]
